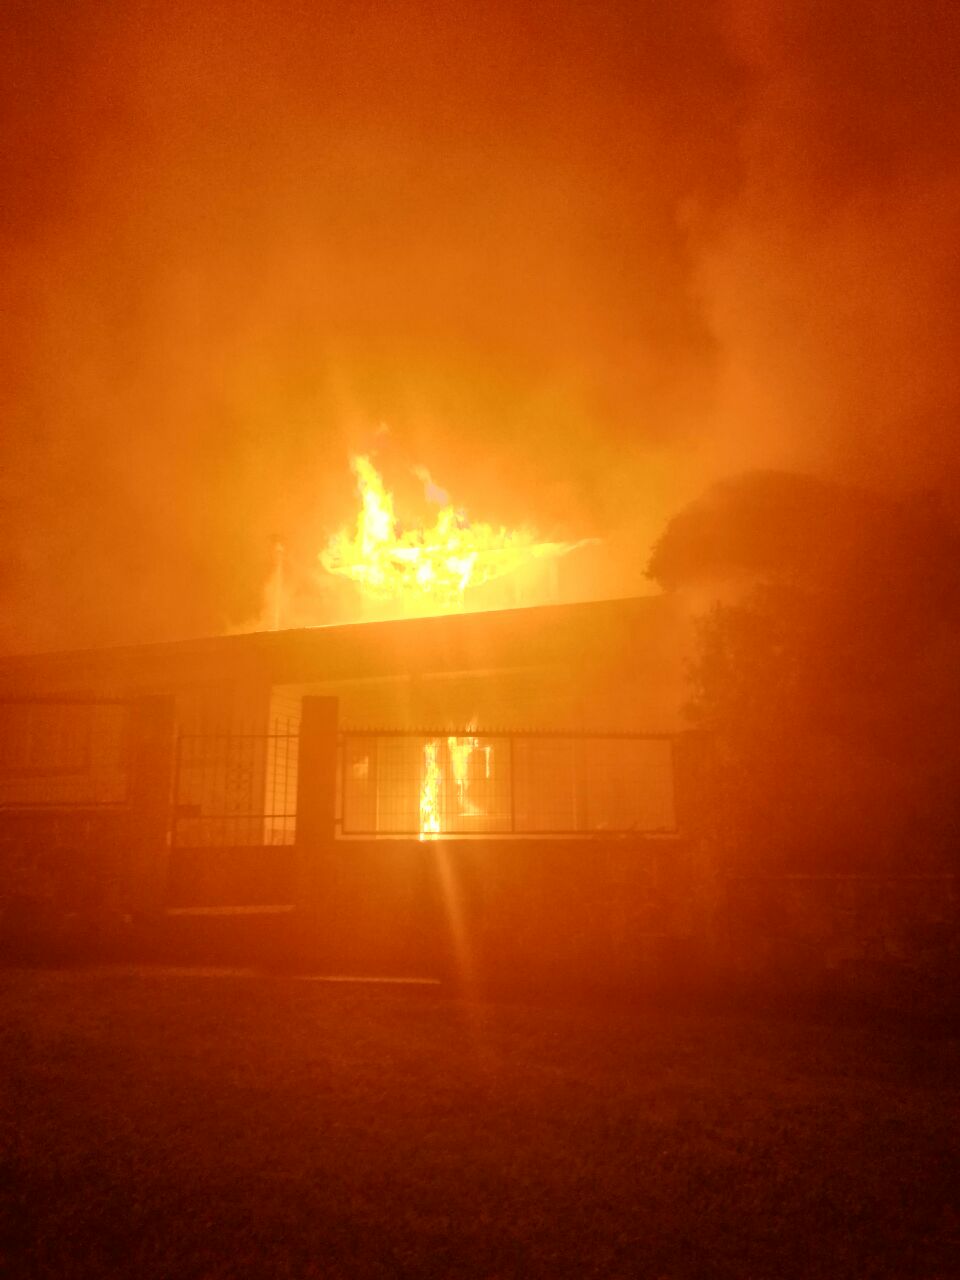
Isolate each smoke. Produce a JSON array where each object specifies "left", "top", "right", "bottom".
[
  {"left": 697, "top": 1, "right": 960, "bottom": 495},
  {"left": 0, "top": 0, "right": 957, "bottom": 650}
]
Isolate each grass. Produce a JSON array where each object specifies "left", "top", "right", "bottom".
[{"left": 1, "top": 969, "right": 959, "bottom": 1278}]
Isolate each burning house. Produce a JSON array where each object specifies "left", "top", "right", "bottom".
[
  {"left": 0, "top": 593, "right": 688, "bottom": 836},
  {"left": 0, "top": 458, "right": 705, "bottom": 983},
  {"left": 0, "top": 594, "right": 702, "bottom": 982}
]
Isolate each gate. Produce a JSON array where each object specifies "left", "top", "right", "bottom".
[{"left": 169, "top": 730, "right": 299, "bottom": 908}]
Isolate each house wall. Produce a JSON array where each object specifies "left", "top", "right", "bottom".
[{"left": 309, "top": 834, "right": 697, "bottom": 989}]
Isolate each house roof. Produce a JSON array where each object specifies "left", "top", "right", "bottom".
[
  {"left": 0, "top": 593, "right": 691, "bottom": 727},
  {"left": 0, "top": 594, "right": 682, "bottom": 695}
]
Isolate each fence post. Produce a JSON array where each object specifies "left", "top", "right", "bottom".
[
  {"left": 295, "top": 696, "right": 339, "bottom": 968},
  {"left": 126, "top": 695, "right": 177, "bottom": 923}
]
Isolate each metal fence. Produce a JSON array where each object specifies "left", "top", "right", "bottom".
[
  {"left": 339, "top": 729, "right": 677, "bottom": 837},
  {"left": 167, "top": 724, "right": 678, "bottom": 845},
  {"left": 172, "top": 732, "right": 299, "bottom": 847},
  {"left": 0, "top": 698, "right": 131, "bottom": 808}
]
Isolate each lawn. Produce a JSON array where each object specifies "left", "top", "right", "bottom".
[{"left": 1, "top": 969, "right": 958, "bottom": 1278}]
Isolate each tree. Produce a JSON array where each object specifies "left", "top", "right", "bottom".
[{"left": 651, "top": 473, "right": 960, "bottom": 872}]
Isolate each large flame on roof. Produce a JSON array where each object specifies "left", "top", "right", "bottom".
[{"left": 320, "top": 455, "right": 579, "bottom": 612}]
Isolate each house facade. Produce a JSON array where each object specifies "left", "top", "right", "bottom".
[{"left": 0, "top": 596, "right": 705, "bottom": 985}]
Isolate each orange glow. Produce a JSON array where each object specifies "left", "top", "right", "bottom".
[
  {"left": 320, "top": 456, "right": 580, "bottom": 614},
  {"left": 419, "top": 735, "right": 490, "bottom": 836},
  {"left": 447, "top": 735, "right": 478, "bottom": 818},
  {"left": 419, "top": 739, "right": 441, "bottom": 839}
]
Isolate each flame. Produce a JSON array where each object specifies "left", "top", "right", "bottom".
[
  {"left": 420, "top": 734, "right": 495, "bottom": 836},
  {"left": 419, "top": 739, "right": 442, "bottom": 839},
  {"left": 320, "top": 455, "right": 578, "bottom": 612},
  {"left": 447, "top": 735, "right": 491, "bottom": 818},
  {"left": 447, "top": 736, "right": 475, "bottom": 813}
]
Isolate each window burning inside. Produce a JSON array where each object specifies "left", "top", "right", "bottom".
[{"left": 339, "top": 731, "right": 676, "bottom": 838}]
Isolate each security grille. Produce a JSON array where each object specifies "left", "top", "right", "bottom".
[
  {"left": 0, "top": 699, "right": 130, "bottom": 808},
  {"left": 172, "top": 732, "right": 299, "bottom": 847},
  {"left": 339, "top": 730, "right": 676, "bottom": 837}
]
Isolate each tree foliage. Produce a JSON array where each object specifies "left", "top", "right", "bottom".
[{"left": 653, "top": 473, "right": 960, "bottom": 871}]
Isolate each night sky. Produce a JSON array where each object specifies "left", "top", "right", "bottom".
[{"left": 2, "top": 0, "right": 958, "bottom": 650}]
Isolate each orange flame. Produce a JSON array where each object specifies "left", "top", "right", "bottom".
[
  {"left": 419, "top": 739, "right": 442, "bottom": 839},
  {"left": 419, "top": 735, "right": 493, "bottom": 837},
  {"left": 320, "top": 455, "right": 579, "bottom": 612},
  {"left": 448, "top": 735, "right": 488, "bottom": 818}
]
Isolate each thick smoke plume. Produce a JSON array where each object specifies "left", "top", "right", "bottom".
[{"left": 1, "top": 0, "right": 957, "bottom": 650}]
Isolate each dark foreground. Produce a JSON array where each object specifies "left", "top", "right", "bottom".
[{"left": 1, "top": 969, "right": 958, "bottom": 1278}]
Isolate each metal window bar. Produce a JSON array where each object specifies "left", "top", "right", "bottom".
[
  {"left": 172, "top": 733, "right": 299, "bottom": 848},
  {"left": 339, "top": 729, "right": 677, "bottom": 837},
  {"left": 0, "top": 699, "right": 131, "bottom": 808}
]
